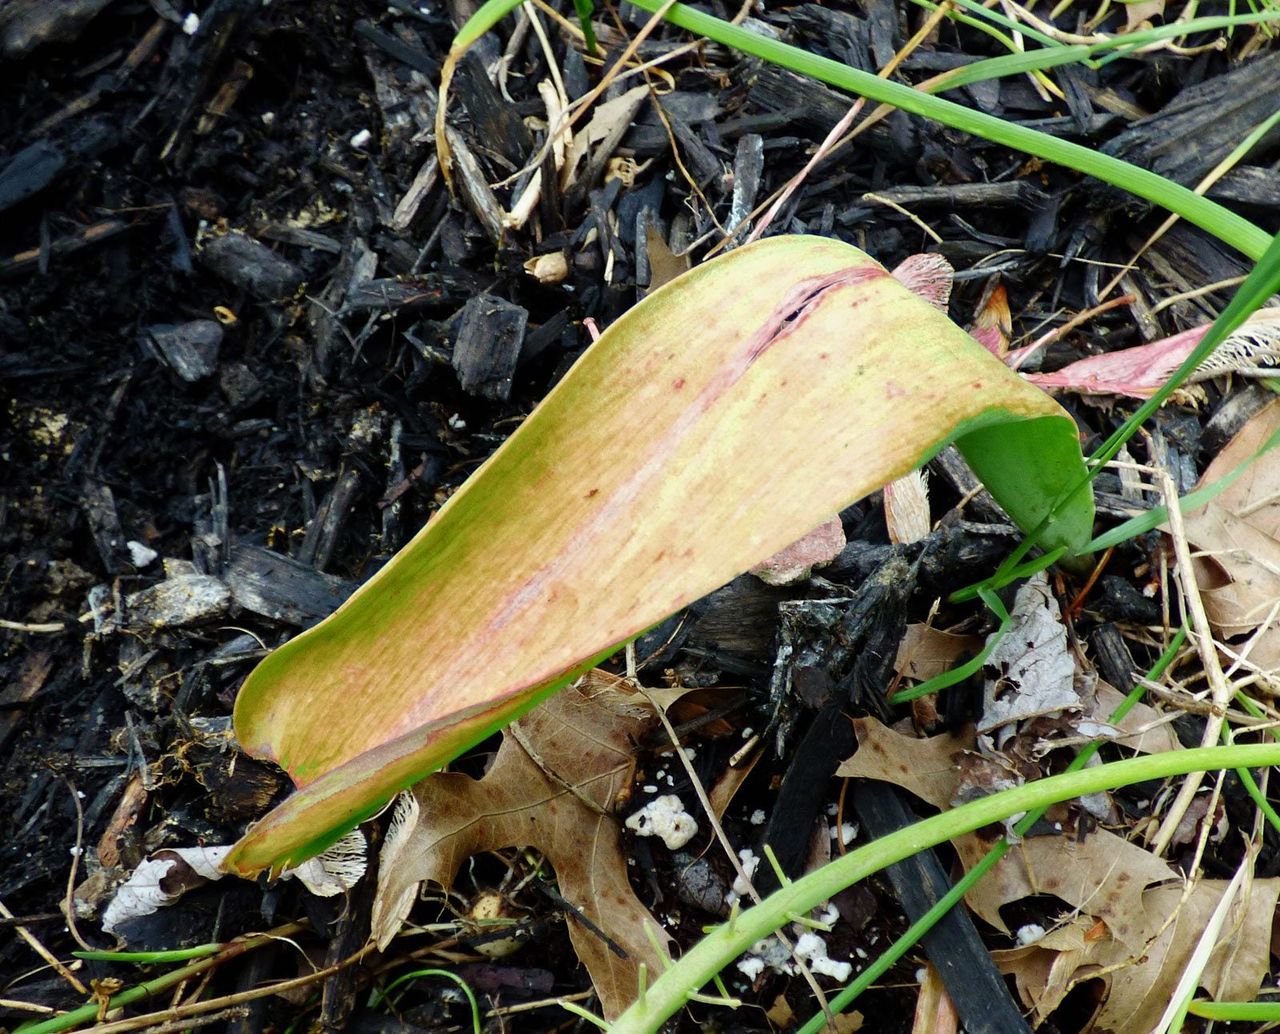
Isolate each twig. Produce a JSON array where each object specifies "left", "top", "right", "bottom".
[
  {"left": 0, "top": 896, "right": 87, "bottom": 995},
  {"left": 0, "top": 619, "right": 68, "bottom": 633},
  {"left": 126, "top": 1005, "right": 250, "bottom": 1034},
  {"left": 63, "top": 777, "right": 93, "bottom": 953},
  {"left": 1150, "top": 467, "right": 1234, "bottom": 856},
  {"left": 59, "top": 933, "right": 368, "bottom": 1034}
]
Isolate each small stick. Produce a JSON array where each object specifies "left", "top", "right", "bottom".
[
  {"left": 0, "top": 896, "right": 87, "bottom": 995},
  {"left": 1150, "top": 466, "right": 1235, "bottom": 856}
]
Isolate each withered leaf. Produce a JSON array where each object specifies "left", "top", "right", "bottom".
[
  {"left": 839, "top": 717, "right": 1178, "bottom": 950},
  {"left": 1180, "top": 397, "right": 1280, "bottom": 675},
  {"left": 997, "top": 874, "right": 1280, "bottom": 1032},
  {"left": 371, "top": 675, "right": 669, "bottom": 1018}
]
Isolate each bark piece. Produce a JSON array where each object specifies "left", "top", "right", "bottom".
[
  {"left": 198, "top": 231, "right": 305, "bottom": 300},
  {"left": 145, "top": 320, "right": 222, "bottom": 382},
  {"left": 224, "top": 544, "right": 355, "bottom": 628},
  {"left": 452, "top": 293, "right": 528, "bottom": 400},
  {"left": 1102, "top": 52, "right": 1280, "bottom": 188},
  {"left": 0, "top": 0, "right": 113, "bottom": 58}
]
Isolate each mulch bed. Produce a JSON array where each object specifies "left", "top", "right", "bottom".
[{"left": 2, "top": 0, "right": 1278, "bottom": 1030}]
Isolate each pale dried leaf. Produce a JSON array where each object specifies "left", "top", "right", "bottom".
[
  {"left": 101, "top": 837, "right": 364, "bottom": 935},
  {"left": 836, "top": 715, "right": 965, "bottom": 808},
  {"left": 1089, "top": 681, "right": 1179, "bottom": 754},
  {"left": 370, "top": 677, "right": 668, "bottom": 1018},
  {"left": 970, "top": 283, "right": 1011, "bottom": 358},
  {"left": 290, "top": 830, "right": 368, "bottom": 896},
  {"left": 890, "top": 253, "right": 953, "bottom": 312},
  {"left": 1026, "top": 308, "right": 1280, "bottom": 397},
  {"left": 953, "top": 823, "right": 1176, "bottom": 949},
  {"left": 561, "top": 85, "right": 649, "bottom": 192},
  {"left": 645, "top": 225, "right": 690, "bottom": 292},
  {"left": 1124, "top": 0, "right": 1165, "bottom": 29},
  {"left": 840, "top": 717, "right": 1177, "bottom": 949},
  {"left": 996, "top": 877, "right": 1280, "bottom": 1032},
  {"left": 979, "top": 573, "right": 1077, "bottom": 735},
  {"left": 884, "top": 470, "right": 931, "bottom": 544},
  {"left": 371, "top": 792, "right": 421, "bottom": 945}
]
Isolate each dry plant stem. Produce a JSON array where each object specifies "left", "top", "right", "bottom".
[
  {"left": 526, "top": 6, "right": 569, "bottom": 117},
  {"left": 1151, "top": 468, "right": 1234, "bottom": 857},
  {"left": 0, "top": 619, "right": 67, "bottom": 633},
  {"left": 125, "top": 1005, "right": 251, "bottom": 1034},
  {"left": 488, "top": 989, "right": 595, "bottom": 1018},
  {"left": 1000, "top": 0, "right": 1223, "bottom": 52},
  {"left": 1009, "top": 295, "right": 1136, "bottom": 371},
  {"left": 633, "top": 684, "right": 836, "bottom": 1023},
  {"left": 1150, "top": 275, "right": 1248, "bottom": 316},
  {"left": 0, "top": 896, "right": 87, "bottom": 996},
  {"left": 15, "top": 922, "right": 310, "bottom": 1034},
  {"left": 0, "top": 999, "right": 56, "bottom": 1015},
  {"left": 861, "top": 193, "right": 943, "bottom": 242},
  {"left": 70, "top": 938, "right": 372, "bottom": 1034},
  {"left": 63, "top": 777, "right": 93, "bottom": 953},
  {"left": 746, "top": 0, "right": 953, "bottom": 244}
]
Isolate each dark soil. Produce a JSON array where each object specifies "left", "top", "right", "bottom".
[{"left": 2, "top": 0, "right": 1278, "bottom": 1031}]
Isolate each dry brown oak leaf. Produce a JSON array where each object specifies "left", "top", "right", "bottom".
[
  {"left": 1180, "top": 395, "right": 1280, "bottom": 674},
  {"left": 371, "top": 673, "right": 671, "bottom": 1019}
]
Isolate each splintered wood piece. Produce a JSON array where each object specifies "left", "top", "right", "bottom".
[
  {"left": 452, "top": 293, "right": 528, "bottom": 400},
  {"left": 198, "top": 231, "right": 304, "bottom": 300},
  {"left": 144, "top": 320, "right": 222, "bottom": 382},
  {"left": 224, "top": 544, "right": 355, "bottom": 628}
]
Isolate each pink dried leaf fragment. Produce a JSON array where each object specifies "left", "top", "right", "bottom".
[
  {"left": 891, "top": 252, "right": 954, "bottom": 312},
  {"left": 751, "top": 515, "right": 846, "bottom": 585},
  {"left": 1026, "top": 308, "right": 1280, "bottom": 398}
]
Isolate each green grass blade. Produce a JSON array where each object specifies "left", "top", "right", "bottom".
[
  {"left": 610, "top": 742, "right": 1280, "bottom": 1033},
  {"left": 570, "top": 0, "right": 598, "bottom": 54},
  {"left": 930, "top": 12, "right": 1280, "bottom": 90},
  {"left": 1188, "top": 1001, "right": 1280, "bottom": 1021},
  {"left": 800, "top": 627, "right": 1188, "bottom": 1034},
  {"left": 451, "top": 0, "right": 1270, "bottom": 259}
]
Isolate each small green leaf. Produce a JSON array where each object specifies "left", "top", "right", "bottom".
[{"left": 224, "top": 236, "right": 1093, "bottom": 874}]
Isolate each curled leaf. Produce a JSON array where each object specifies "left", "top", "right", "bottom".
[{"left": 226, "top": 235, "right": 1093, "bottom": 875}]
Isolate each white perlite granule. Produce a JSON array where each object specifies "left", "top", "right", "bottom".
[{"left": 625, "top": 795, "right": 698, "bottom": 850}]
